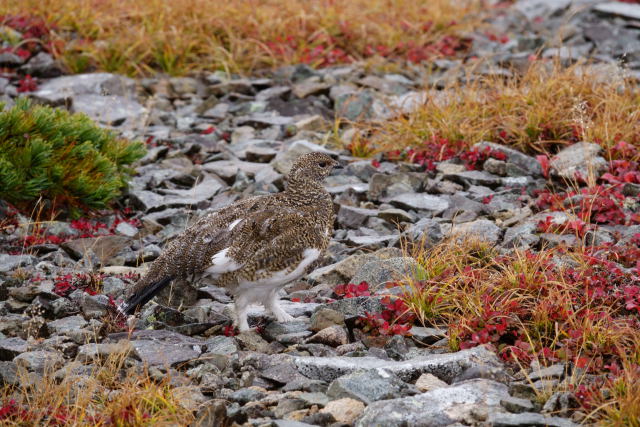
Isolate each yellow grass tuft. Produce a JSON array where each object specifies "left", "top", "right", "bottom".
[
  {"left": 368, "top": 60, "right": 640, "bottom": 157},
  {"left": 0, "top": 346, "right": 196, "bottom": 426},
  {"left": 1, "top": 0, "right": 484, "bottom": 76}
]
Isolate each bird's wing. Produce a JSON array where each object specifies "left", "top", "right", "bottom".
[
  {"left": 122, "top": 195, "right": 267, "bottom": 303},
  {"left": 207, "top": 207, "right": 326, "bottom": 282}
]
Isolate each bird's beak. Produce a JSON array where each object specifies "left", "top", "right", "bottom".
[{"left": 330, "top": 160, "right": 344, "bottom": 175}]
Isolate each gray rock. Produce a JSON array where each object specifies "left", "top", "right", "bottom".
[
  {"left": 75, "top": 293, "right": 111, "bottom": 319},
  {"left": 328, "top": 368, "right": 417, "bottom": 404},
  {"left": 356, "top": 379, "right": 510, "bottom": 426},
  {"left": 261, "top": 360, "right": 308, "bottom": 385},
  {"left": 502, "top": 223, "right": 540, "bottom": 249},
  {"left": 377, "top": 208, "right": 415, "bottom": 224},
  {"left": 594, "top": 2, "right": 640, "bottom": 21},
  {"left": 131, "top": 174, "right": 225, "bottom": 212},
  {"left": 0, "top": 254, "right": 37, "bottom": 273},
  {"left": 310, "top": 309, "right": 346, "bottom": 332},
  {"left": 513, "top": 0, "right": 571, "bottom": 21},
  {"left": 296, "top": 345, "right": 502, "bottom": 383},
  {"left": 19, "top": 52, "right": 62, "bottom": 77},
  {"left": 489, "top": 412, "right": 578, "bottom": 427},
  {"left": 409, "top": 326, "right": 447, "bottom": 346},
  {"left": 442, "top": 194, "right": 486, "bottom": 223},
  {"left": 47, "top": 315, "right": 88, "bottom": 335},
  {"left": 306, "top": 325, "right": 349, "bottom": 347},
  {"left": 351, "top": 257, "right": 424, "bottom": 291},
  {"left": 444, "top": 170, "right": 503, "bottom": 188},
  {"left": 61, "top": 235, "right": 131, "bottom": 263},
  {"left": 203, "top": 335, "right": 238, "bottom": 355},
  {"left": 528, "top": 364, "right": 566, "bottom": 381},
  {"left": 415, "top": 373, "right": 448, "bottom": 392},
  {"left": 337, "top": 205, "right": 378, "bottom": 229},
  {"left": 500, "top": 395, "right": 535, "bottom": 413},
  {"left": 550, "top": 142, "right": 608, "bottom": 180},
  {"left": 229, "top": 388, "right": 267, "bottom": 405},
  {"left": 0, "top": 52, "right": 25, "bottom": 66},
  {"left": 344, "top": 232, "right": 398, "bottom": 249},
  {"left": 450, "top": 219, "right": 502, "bottom": 245},
  {"left": 404, "top": 218, "right": 443, "bottom": 244},
  {"left": 293, "top": 79, "right": 330, "bottom": 98},
  {"left": 263, "top": 321, "right": 312, "bottom": 342},
  {"left": 236, "top": 330, "right": 271, "bottom": 353},
  {"left": 115, "top": 221, "right": 139, "bottom": 237},
  {"left": 369, "top": 173, "right": 423, "bottom": 201},
  {"left": 31, "top": 73, "right": 145, "bottom": 126},
  {"left": 0, "top": 337, "right": 28, "bottom": 361},
  {"left": 272, "top": 140, "right": 338, "bottom": 174},
  {"left": 386, "top": 193, "right": 449, "bottom": 214},
  {"left": 0, "top": 361, "right": 19, "bottom": 385},
  {"left": 335, "top": 90, "right": 376, "bottom": 121},
  {"left": 14, "top": 350, "right": 64, "bottom": 372},
  {"left": 102, "top": 276, "right": 126, "bottom": 296},
  {"left": 319, "top": 297, "right": 385, "bottom": 321},
  {"left": 77, "top": 342, "right": 133, "bottom": 362},
  {"left": 108, "top": 329, "right": 203, "bottom": 366},
  {"left": 72, "top": 93, "right": 147, "bottom": 126}
]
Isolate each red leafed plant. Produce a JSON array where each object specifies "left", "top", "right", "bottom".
[
  {"left": 334, "top": 281, "right": 371, "bottom": 298},
  {"left": 53, "top": 272, "right": 103, "bottom": 297},
  {"left": 358, "top": 295, "right": 415, "bottom": 336},
  {"left": 17, "top": 75, "right": 38, "bottom": 93}
]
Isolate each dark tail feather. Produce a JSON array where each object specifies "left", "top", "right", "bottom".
[{"left": 117, "top": 277, "right": 174, "bottom": 316}]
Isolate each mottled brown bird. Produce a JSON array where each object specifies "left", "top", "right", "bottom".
[{"left": 119, "top": 152, "right": 338, "bottom": 331}]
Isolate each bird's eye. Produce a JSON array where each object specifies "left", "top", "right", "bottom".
[{"left": 319, "top": 161, "right": 327, "bottom": 167}]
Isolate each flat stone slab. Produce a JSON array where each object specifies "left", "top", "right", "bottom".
[
  {"left": 594, "top": 2, "right": 640, "bottom": 20},
  {"left": 108, "top": 330, "right": 204, "bottom": 367},
  {"left": 295, "top": 345, "right": 502, "bottom": 383},
  {"left": 356, "top": 379, "right": 510, "bottom": 427},
  {"left": 0, "top": 254, "right": 37, "bottom": 273},
  {"left": 386, "top": 193, "right": 449, "bottom": 214}
]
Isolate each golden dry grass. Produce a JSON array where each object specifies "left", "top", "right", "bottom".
[
  {"left": 368, "top": 60, "right": 640, "bottom": 157},
  {"left": 0, "top": 345, "right": 196, "bottom": 426},
  {"left": 401, "top": 237, "right": 640, "bottom": 424},
  {"left": 1, "top": 0, "right": 484, "bottom": 76}
]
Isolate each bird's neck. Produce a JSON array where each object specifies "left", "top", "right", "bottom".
[{"left": 285, "top": 177, "right": 332, "bottom": 207}]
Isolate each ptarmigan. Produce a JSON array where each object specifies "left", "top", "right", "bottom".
[{"left": 119, "top": 152, "right": 338, "bottom": 331}]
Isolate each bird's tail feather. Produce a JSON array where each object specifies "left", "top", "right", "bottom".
[{"left": 117, "top": 276, "right": 174, "bottom": 316}]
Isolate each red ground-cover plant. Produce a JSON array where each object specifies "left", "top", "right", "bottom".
[
  {"left": 53, "top": 272, "right": 103, "bottom": 297},
  {"left": 265, "top": 25, "right": 471, "bottom": 68},
  {"left": 16, "top": 210, "right": 141, "bottom": 249},
  {"left": 332, "top": 281, "right": 413, "bottom": 336},
  {"left": 0, "top": 15, "right": 59, "bottom": 62},
  {"left": 16, "top": 74, "right": 37, "bottom": 92},
  {"left": 383, "top": 136, "right": 507, "bottom": 171},
  {"left": 334, "top": 281, "right": 371, "bottom": 298}
]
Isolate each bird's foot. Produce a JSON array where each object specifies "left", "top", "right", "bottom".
[{"left": 275, "top": 310, "right": 295, "bottom": 323}]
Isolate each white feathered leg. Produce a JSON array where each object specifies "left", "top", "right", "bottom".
[
  {"left": 264, "top": 288, "right": 294, "bottom": 322},
  {"left": 234, "top": 293, "right": 251, "bottom": 332}
]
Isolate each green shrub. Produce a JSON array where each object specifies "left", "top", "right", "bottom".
[{"left": 0, "top": 98, "right": 146, "bottom": 216}]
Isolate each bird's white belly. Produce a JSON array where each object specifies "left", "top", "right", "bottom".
[{"left": 237, "top": 247, "right": 320, "bottom": 296}]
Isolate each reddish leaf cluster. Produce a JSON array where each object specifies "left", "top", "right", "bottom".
[
  {"left": 459, "top": 145, "right": 507, "bottom": 170},
  {"left": 0, "top": 15, "right": 59, "bottom": 62},
  {"left": 358, "top": 295, "right": 415, "bottom": 336},
  {"left": 388, "top": 136, "right": 507, "bottom": 172},
  {"left": 0, "top": 400, "right": 76, "bottom": 425},
  {"left": 334, "top": 281, "right": 371, "bottom": 298},
  {"left": 16, "top": 74, "right": 37, "bottom": 92},
  {"left": 264, "top": 21, "right": 470, "bottom": 68},
  {"left": 53, "top": 272, "right": 103, "bottom": 297},
  {"left": 18, "top": 211, "right": 141, "bottom": 249}
]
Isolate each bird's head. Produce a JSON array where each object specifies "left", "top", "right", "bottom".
[{"left": 288, "top": 152, "right": 340, "bottom": 183}]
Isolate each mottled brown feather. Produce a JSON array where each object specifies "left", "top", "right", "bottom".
[{"left": 121, "top": 152, "right": 338, "bottom": 317}]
